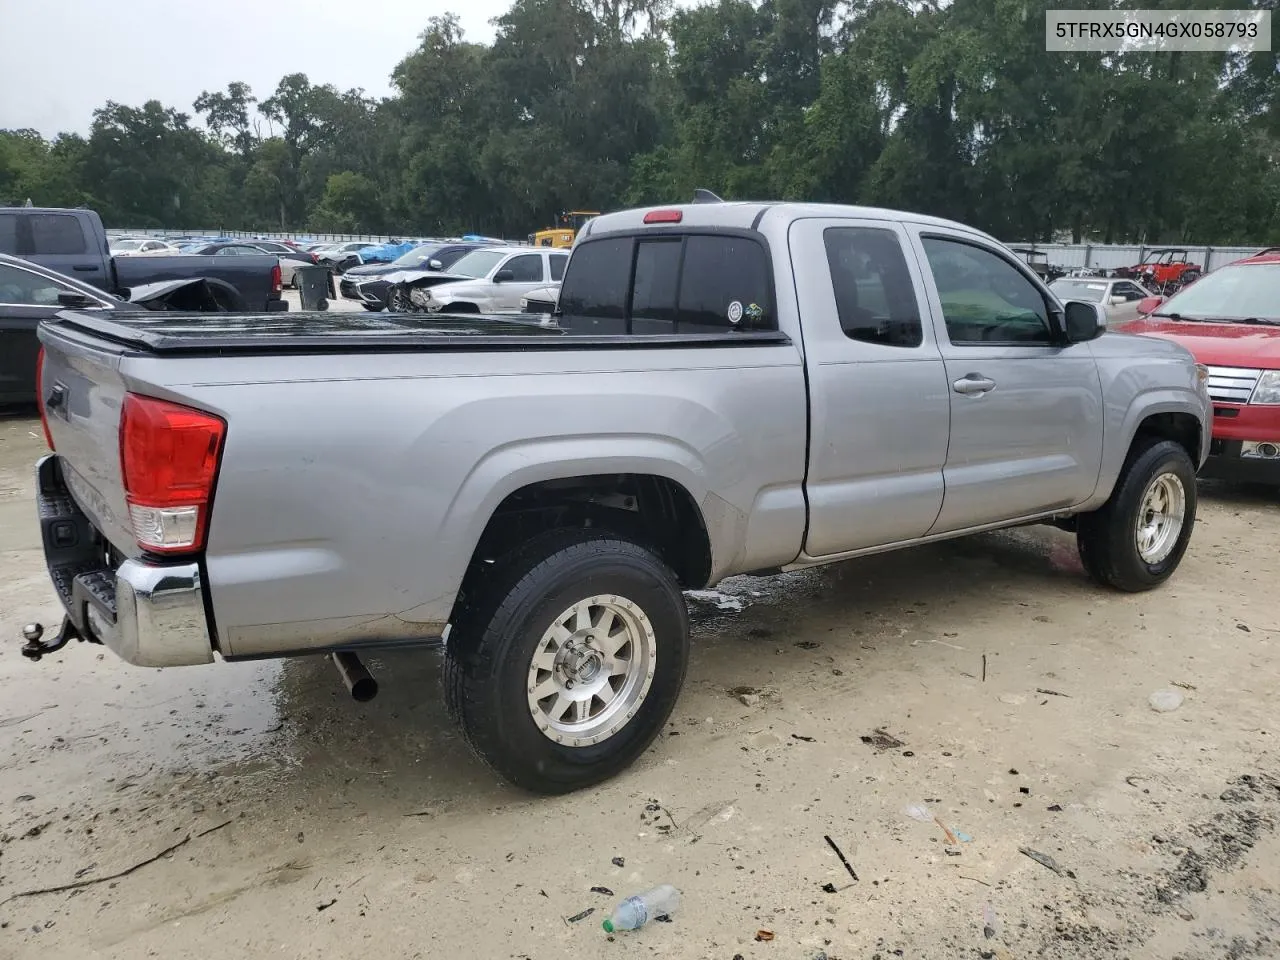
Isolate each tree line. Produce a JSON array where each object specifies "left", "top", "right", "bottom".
[{"left": 2, "top": 0, "right": 1277, "bottom": 244}]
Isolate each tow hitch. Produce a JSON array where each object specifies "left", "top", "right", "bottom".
[{"left": 20, "top": 617, "right": 82, "bottom": 661}]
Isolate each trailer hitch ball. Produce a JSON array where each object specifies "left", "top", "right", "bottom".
[{"left": 22, "top": 623, "right": 44, "bottom": 643}]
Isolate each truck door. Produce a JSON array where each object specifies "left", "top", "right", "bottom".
[
  {"left": 25, "top": 212, "right": 109, "bottom": 291},
  {"left": 789, "top": 217, "right": 950, "bottom": 557},
  {"left": 907, "top": 227, "right": 1104, "bottom": 533}
]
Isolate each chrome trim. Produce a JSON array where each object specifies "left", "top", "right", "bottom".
[
  {"left": 108, "top": 560, "right": 215, "bottom": 667},
  {"left": 1205, "top": 365, "right": 1262, "bottom": 404}
]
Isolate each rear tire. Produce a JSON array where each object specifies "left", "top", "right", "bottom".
[
  {"left": 1077, "top": 439, "right": 1197, "bottom": 592},
  {"left": 444, "top": 530, "right": 689, "bottom": 794}
]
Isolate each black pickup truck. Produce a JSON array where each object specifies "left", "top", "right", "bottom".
[{"left": 0, "top": 207, "right": 288, "bottom": 312}]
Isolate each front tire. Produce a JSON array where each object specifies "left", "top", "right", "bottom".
[
  {"left": 1077, "top": 439, "right": 1197, "bottom": 592},
  {"left": 445, "top": 530, "right": 689, "bottom": 794},
  {"left": 361, "top": 303, "right": 384, "bottom": 312}
]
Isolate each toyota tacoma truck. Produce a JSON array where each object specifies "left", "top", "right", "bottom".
[{"left": 24, "top": 200, "right": 1211, "bottom": 794}]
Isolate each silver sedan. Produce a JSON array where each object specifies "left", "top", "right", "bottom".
[{"left": 1049, "top": 277, "right": 1155, "bottom": 323}]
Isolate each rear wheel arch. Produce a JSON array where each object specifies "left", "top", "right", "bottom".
[
  {"left": 204, "top": 279, "right": 244, "bottom": 312},
  {"left": 451, "top": 472, "right": 713, "bottom": 626}
]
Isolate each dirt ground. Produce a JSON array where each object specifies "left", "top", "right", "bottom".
[{"left": 1, "top": 410, "right": 1278, "bottom": 960}]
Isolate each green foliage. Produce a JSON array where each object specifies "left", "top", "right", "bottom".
[{"left": 4, "top": 0, "right": 1277, "bottom": 243}]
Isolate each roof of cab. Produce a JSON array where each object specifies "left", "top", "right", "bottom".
[{"left": 581, "top": 201, "right": 1000, "bottom": 244}]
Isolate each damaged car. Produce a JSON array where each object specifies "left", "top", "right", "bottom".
[
  {"left": 339, "top": 241, "right": 485, "bottom": 311},
  {"left": 0, "top": 253, "right": 232, "bottom": 405},
  {"left": 386, "top": 246, "right": 568, "bottom": 314}
]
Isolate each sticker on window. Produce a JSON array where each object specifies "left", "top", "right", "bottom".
[{"left": 727, "top": 300, "right": 744, "bottom": 324}]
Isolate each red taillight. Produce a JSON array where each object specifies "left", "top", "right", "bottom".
[
  {"left": 643, "top": 209, "right": 683, "bottom": 224},
  {"left": 310, "top": 252, "right": 318, "bottom": 264},
  {"left": 35, "top": 347, "right": 55, "bottom": 450},
  {"left": 119, "top": 394, "right": 225, "bottom": 554},
  {"left": 271, "top": 262, "right": 283, "bottom": 294}
]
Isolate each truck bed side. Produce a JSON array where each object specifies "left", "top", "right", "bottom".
[
  {"left": 113, "top": 254, "right": 282, "bottom": 311},
  {"left": 37, "top": 313, "right": 809, "bottom": 659}
]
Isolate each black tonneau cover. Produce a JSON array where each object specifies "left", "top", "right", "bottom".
[{"left": 46, "top": 310, "right": 791, "bottom": 355}]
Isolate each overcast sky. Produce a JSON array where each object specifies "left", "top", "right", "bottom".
[{"left": 0, "top": 0, "right": 519, "bottom": 138}]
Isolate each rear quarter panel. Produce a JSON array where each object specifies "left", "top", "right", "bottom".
[{"left": 135, "top": 343, "right": 809, "bottom": 657}]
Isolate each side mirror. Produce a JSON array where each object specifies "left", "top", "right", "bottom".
[
  {"left": 428, "top": 259, "right": 443, "bottom": 271},
  {"left": 57, "top": 291, "right": 97, "bottom": 308},
  {"left": 1109, "top": 296, "right": 1126, "bottom": 307},
  {"left": 1063, "top": 300, "right": 1106, "bottom": 342},
  {"left": 493, "top": 269, "right": 514, "bottom": 283},
  {"left": 1137, "top": 296, "right": 1164, "bottom": 316}
]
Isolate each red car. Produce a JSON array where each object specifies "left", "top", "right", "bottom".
[{"left": 1117, "top": 248, "right": 1280, "bottom": 482}]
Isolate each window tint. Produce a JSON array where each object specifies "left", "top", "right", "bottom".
[
  {"left": 823, "top": 227, "right": 922, "bottom": 347},
  {"left": 677, "top": 235, "right": 771, "bottom": 332},
  {"left": 549, "top": 253, "right": 568, "bottom": 282},
  {"left": 0, "top": 214, "right": 17, "bottom": 255},
  {"left": 630, "top": 239, "right": 681, "bottom": 334},
  {"left": 29, "top": 214, "right": 87, "bottom": 255},
  {"left": 0, "top": 262, "right": 73, "bottom": 306},
  {"left": 1113, "top": 282, "right": 1144, "bottom": 301},
  {"left": 922, "top": 237, "right": 1052, "bottom": 344},
  {"left": 504, "top": 254, "right": 544, "bottom": 283},
  {"left": 557, "top": 238, "right": 632, "bottom": 332},
  {"left": 560, "top": 234, "right": 776, "bottom": 334}
]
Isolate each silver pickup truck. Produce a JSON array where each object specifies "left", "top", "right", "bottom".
[{"left": 25, "top": 200, "right": 1211, "bottom": 793}]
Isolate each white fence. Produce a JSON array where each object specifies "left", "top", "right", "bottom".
[
  {"left": 116, "top": 227, "right": 518, "bottom": 244},
  {"left": 115, "top": 226, "right": 1273, "bottom": 271},
  {"left": 1002, "top": 243, "right": 1266, "bottom": 273}
]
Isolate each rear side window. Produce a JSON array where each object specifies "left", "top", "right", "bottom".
[
  {"left": 676, "top": 236, "right": 771, "bottom": 333},
  {"left": 558, "top": 238, "right": 631, "bottom": 331},
  {"left": 29, "top": 214, "right": 87, "bottom": 255},
  {"left": 0, "top": 214, "right": 18, "bottom": 255},
  {"left": 630, "top": 240, "right": 681, "bottom": 334},
  {"left": 823, "top": 227, "right": 922, "bottom": 347},
  {"left": 550, "top": 253, "right": 568, "bottom": 282},
  {"left": 559, "top": 233, "right": 775, "bottom": 335}
]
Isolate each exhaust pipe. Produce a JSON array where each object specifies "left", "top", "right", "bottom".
[{"left": 331, "top": 651, "right": 378, "bottom": 702}]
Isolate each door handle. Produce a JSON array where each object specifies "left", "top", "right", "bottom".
[
  {"left": 72, "top": 265, "right": 96, "bottom": 272},
  {"left": 952, "top": 375, "right": 996, "bottom": 395}
]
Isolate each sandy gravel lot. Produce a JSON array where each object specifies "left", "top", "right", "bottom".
[{"left": 0, "top": 410, "right": 1277, "bottom": 960}]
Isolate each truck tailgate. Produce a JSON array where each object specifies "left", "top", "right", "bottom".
[{"left": 37, "top": 321, "right": 139, "bottom": 558}]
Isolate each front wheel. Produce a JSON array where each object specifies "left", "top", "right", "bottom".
[
  {"left": 444, "top": 531, "right": 689, "bottom": 794},
  {"left": 1077, "top": 439, "right": 1197, "bottom": 592}
]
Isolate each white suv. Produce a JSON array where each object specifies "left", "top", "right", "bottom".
[{"left": 390, "top": 247, "right": 569, "bottom": 314}]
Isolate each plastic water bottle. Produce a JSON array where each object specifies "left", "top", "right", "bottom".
[{"left": 601, "top": 884, "right": 682, "bottom": 933}]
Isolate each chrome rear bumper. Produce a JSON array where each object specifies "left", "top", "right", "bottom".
[{"left": 35, "top": 454, "right": 215, "bottom": 667}]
